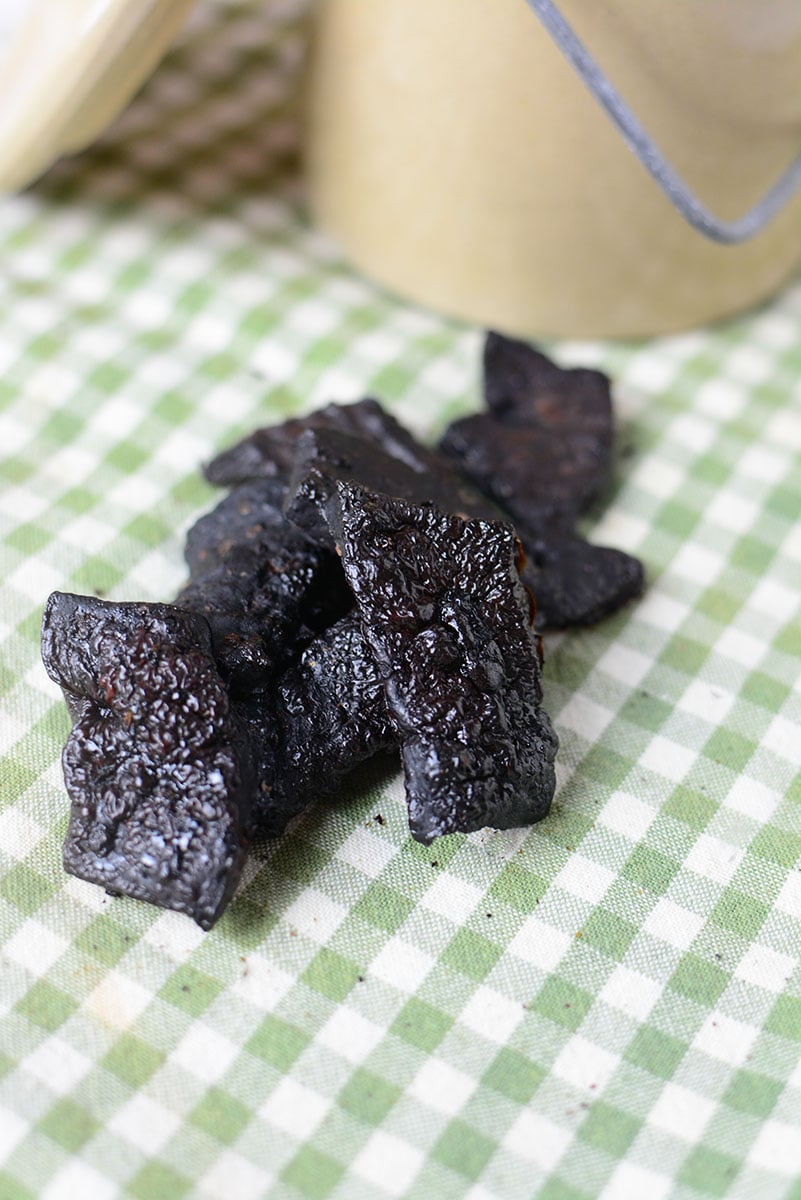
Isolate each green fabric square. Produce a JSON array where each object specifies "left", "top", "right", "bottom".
[
  {"left": 433, "top": 1118, "right": 496, "bottom": 1181},
  {"left": 39, "top": 1098, "right": 99, "bottom": 1152},
  {"left": 0, "top": 1172, "right": 34, "bottom": 1200},
  {"left": 578, "top": 1101, "right": 639, "bottom": 1157},
  {"left": 677, "top": 1145, "right": 739, "bottom": 1197},
  {"left": 536, "top": 1179, "right": 588, "bottom": 1200},
  {"left": 655, "top": 499, "right": 698, "bottom": 538},
  {"left": 103, "top": 1034, "right": 164, "bottom": 1089},
  {"left": 281, "top": 1146, "right": 344, "bottom": 1200},
  {"left": 16, "top": 980, "right": 77, "bottom": 1033},
  {"left": 766, "top": 995, "right": 801, "bottom": 1042},
  {"left": 483, "top": 1047, "right": 544, "bottom": 1103},
  {"left": 337, "top": 1068, "right": 399, "bottom": 1125},
  {"left": 741, "top": 671, "right": 790, "bottom": 712},
  {"left": 354, "top": 881, "right": 415, "bottom": 933},
  {"left": 127, "top": 1161, "right": 190, "bottom": 1200},
  {"left": 625, "top": 1027, "right": 687, "bottom": 1079},
  {"left": 0, "top": 864, "right": 57, "bottom": 915},
  {"left": 751, "top": 827, "right": 801, "bottom": 869},
  {"left": 711, "top": 891, "right": 768, "bottom": 940},
  {"left": 246, "top": 1015, "right": 310, "bottom": 1071},
  {"left": 390, "top": 997, "right": 452, "bottom": 1053},
  {"left": 722, "top": 1069, "right": 782, "bottom": 1119},
  {"left": 580, "top": 909, "right": 637, "bottom": 960},
  {"left": 731, "top": 535, "right": 773, "bottom": 575},
  {"left": 662, "top": 787, "right": 717, "bottom": 832},
  {"left": 703, "top": 728, "right": 755, "bottom": 773},
  {"left": 622, "top": 845, "right": 678, "bottom": 894},
  {"left": 160, "top": 964, "right": 224, "bottom": 1016},
  {"left": 533, "top": 978, "right": 593, "bottom": 1032},
  {"left": 190, "top": 1088, "right": 250, "bottom": 1144},
  {"left": 301, "top": 947, "right": 362, "bottom": 1003},
  {"left": 670, "top": 954, "right": 729, "bottom": 1007},
  {"left": 74, "top": 916, "right": 134, "bottom": 967},
  {"left": 579, "top": 746, "right": 632, "bottom": 792},
  {"left": 697, "top": 587, "right": 741, "bottom": 624},
  {"left": 659, "top": 635, "right": 708, "bottom": 675},
  {"left": 490, "top": 864, "right": 546, "bottom": 913},
  {"left": 441, "top": 929, "right": 502, "bottom": 981},
  {"left": 5, "top": 524, "right": 51, "bottom": 555}
]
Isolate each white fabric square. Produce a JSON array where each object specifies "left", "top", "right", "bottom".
[
  {"left": 685, "top": 834, "right": 743, "bottom": 886},
  {"left": 749, "top": 578, "right": 799, "bottom": 624},
  {"left": 670, "top": 413, "right": 716, "bottom": 452},
  {"left": 503, "top": 1109, "right": 570, "bottom": 1172},
  {"left": 766, "top": 408, "right": 801, "bottom": 453},
  {"left": 724, "top": 777, "right": 779, "bottom": 821},
  {"left": 600, "top": 965, "right": 661, "bottom": 1022},
  {"left": 260, "top": 1077, "right": 328, "bottom": 1139},
  {"left": 551, "top": 1035, "right": 618, "bottom": 1093},
  {"left": 636, "top": 592, "right": 689, "bottom": 635},
  {"left": 42, "top": 1161, "right": 117, "bottom": 1200},
  {"left": 107, "top": 1093, "right": 181, "bottom": 1155},
  {"left": 0, "top": 807, "right": 45, "bottom": 857},
  {"left": 317, "top": 1008, "right": 384, "bottom": 1066},
  {"left": 600, "top": 792, "right": 656, "bottom": 842},
  {"left": 776, "top": 872, "right": 801, "bottom": 919},
  {"left": 735, "top": 944, "right": 796, "bottom": 993},
  {"left": 670, "top": 543, "right": 724, "bottom": 586},
  {"left": 24, "top": 1037, "right": 92, "bottom": 1094},
  {"left": 554, "top": 855, "right": 615, "bottom": 905},
  {"left": 336, "top": 826, "right": 398, "bottom": 879},
  {"left": 370, "top": 937, "right": 434, "bottom": 993},
  {"left": 0, "top": 1106, "right": 28, "bottom": 1161},
  {"left": 643, "top": 898, "right": 704, "bottom": 951},
  {"left": 84, "top": 971, "right": 152, "bottom": 1033},
  {"left": 5, "top": 921, "right": 68, "bottom": 977},
  {"left": 749, "top": 1119, "right": 801, "bottom": 1176},
  {"left": 762, "top": 715, "right": 801, "bottom": 767},
  {"left": 509, "top": 918, "right": 571, "bottom": 974},
  {"left": 557, "top": 693, "right": 614, "bottom": 742},
  {"left": 648, "top": 1081, "right": 716, "bottom": 1141},
  {"left": 695, "top": 376, "right": 747, "bottom": 418},
  {"left": 353, "top": 1130, "right": 424, "bottom": 1197},
  {"left": 233, "top": 959, "right": 296, "bottom": 1013},
  {"left": 595, "top": 644, "right": 652, "bottom": 688},
  {"left": 678, "top": 680, "right": 734, "bottom": 726},
  {"left": 421, "top": 874, "right": 483, "bottom": 922},
  {"left": 640, "top": 735, "right": 696, "bottom": 783},
  {"left": 172, "top": 1024, "right": 239, "bottom": 1085},
  {"left": 631, "top": 459, "right": 683, "bottom": 500},
  {"left": 705, "top": 492, "right": 758, "bottom": 535},
  {"left": 408, "top": 1057, "right": 476, "bottom": 1116},
  {"left": 199, "top": 1150, "right": 272, "bottom": 1200},
  {"left": 692, "top": 1012, "right": 759, "bottom": 1067},
  {"left": 600, "top": 1161, "right": 671, "bottom": 1200},
  {"left": 283, "top": 888, "right": 348, "bottom": 944},
  {"left": 714, "top": 627, "right": 765, "bottom": 669},
  {"left": 459, "top": 985, "right": 523, "bottom": 1045}
]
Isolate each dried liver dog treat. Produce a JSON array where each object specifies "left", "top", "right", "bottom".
[
  {"left": 41, "top": 593, "right": 255, "bottom": 930},
  {"left": 43, "top": 331, "right": 643, "bottom": 927},
  {"left": 326, "top": 484, "right": 558, "bottom": 844},
  {"left": 440, "top": 332, "right": 644, "bottom": 627},
  {"left": 179, "top": 479, "right": 352, "bottom": 690}
]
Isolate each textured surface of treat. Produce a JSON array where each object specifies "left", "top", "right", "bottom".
[
  {"left": 440, "top": 333, "right": 644, "bottom": 627},
  {"left": 41, "top": 593, "right": 254, "bottom": 930},
  {"left": 178, "top": 480, "right": 352, "bottom": 690},
  {"left": 204, "top": 397, "right": 434, "bottom": 487},
  {"left": 328, "top": 485, "right": 558, "bottom": 844}
]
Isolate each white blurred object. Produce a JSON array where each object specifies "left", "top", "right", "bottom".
[{"left": 0, "top": 0, "right": 196, "bottom": 192}]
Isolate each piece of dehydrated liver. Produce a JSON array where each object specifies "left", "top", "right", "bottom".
[
  {"left": 244, "top": 612, "right": 397, "bottom": 835},
  {"left": 178, "top": 480, "right": 352, "bottom": 690},
  {"left": 204, "top": 397, "right": 435, "bottom": 488},
  {"left": 439, "top": 332, "right": 644, "bottom": 626},
  {"left": 326, "top": 484, "right": 558, "bottom": 844},
  {"left": 285, "top": 424, "right": 506, "bottom": 545},
  {"left": 41, "top": 592, "right": 255, "bottom": 930}
]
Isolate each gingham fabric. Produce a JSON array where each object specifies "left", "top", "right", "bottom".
[{"left": 2, "top": 4, "right": 800, "bottom": 1198}]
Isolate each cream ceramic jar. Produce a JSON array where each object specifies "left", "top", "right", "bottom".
[{"left": 305, "top": 0, "right": 801, "bottom": 337}]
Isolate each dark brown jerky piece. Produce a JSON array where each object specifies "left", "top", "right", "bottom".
[
  {"left": 327, "top": 484, "right": 558, "bottom": 844},
  {"left": 178, "top": 480, "right": 352, "bottom": 690},
  {"left": 41, "top": 593, "right": 255, "bottom": 930},
  {"left": 440, "top": 333, "right": 644, "bottom": 627},
  {"left": 204, "top": 397, "right": 434, "bottom": 488},
  {"left": 285, "top": 425, "right": 506, "bottom": 545},
  {"left": 243, "top": 613, "right": 397, "bottom": 836}
]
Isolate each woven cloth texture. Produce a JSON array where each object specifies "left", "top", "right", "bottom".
[{"left": 1, "top": 3, "right": 800, "bottom": 1198}]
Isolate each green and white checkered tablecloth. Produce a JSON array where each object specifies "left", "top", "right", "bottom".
[{"left": 1, "top": 3, "right": 800, "bottom": 1197}]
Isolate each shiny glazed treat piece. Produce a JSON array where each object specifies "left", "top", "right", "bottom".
[
  {"left": 41, "top": 593, "right": 254, "bottom": 930},
  {"left": 327, "top": 484, "right": 559, "bottom": 844},
  {"left": 440, "top": 333, "right": 644, "bottom": 627},
  {"left": 178, "top": 480, "right": 352, "bottom": 690},
  {"left": 246, "top": 612, "right": 397, "bottom": 835},
  {"left": 204, "top": 397, "right": 435, "bottom": 488}
]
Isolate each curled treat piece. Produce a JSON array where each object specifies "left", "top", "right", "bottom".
[
  {"left": 204, "top": 397, "right": 434, "bottom": 488},
  {"left": 244, "top": 612, "right": 397, "bottom": 836},
  {"left": 440, "top": 332, "right": 644, "bottom": 627},
  {"left": 178, "top": 480, "right": 352, "bottom": 690},
  {"left": 326, "top": 484, "right": 558, "bottom": 844},
  {"left": 285, "top": 425, "right": 505, "bottom": 545},
  {"left": 41, "top": 593, "right": 255, "bottom": 930}
]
